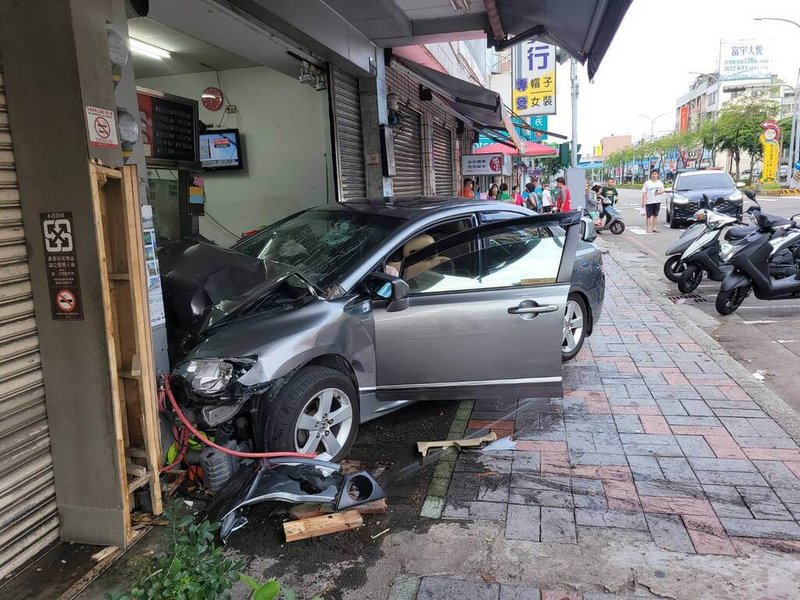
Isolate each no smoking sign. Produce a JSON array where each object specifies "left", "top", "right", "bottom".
[{"left": 85, "top": 105, "right": 119, "bottom": 148}]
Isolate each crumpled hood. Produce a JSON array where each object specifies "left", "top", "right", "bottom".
[{"left": 159, "top": 240, "right": 291, "bottom": 336}]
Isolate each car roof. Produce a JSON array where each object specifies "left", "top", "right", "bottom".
[{"left": 317, "top": 196, "right": 529, "bottom": 221}]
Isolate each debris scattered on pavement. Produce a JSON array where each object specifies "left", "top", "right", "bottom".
[
  {"left": 370, "top": 527, "right": 390, "bottom": 540},
  {"left": 417, "top": 432, "right": 497, "bottom": 457},
  {"left": 481, "top": 435, "right": 517, "bottom": 452},
  {"left": 753, "top": 370, "right": 766, "bottom": 381},
  {"left": 288, "top": 498, "right": 388, "bottom": 520},
  {"left": 283, "top": 509, "right": 363, "bottom": 542}
]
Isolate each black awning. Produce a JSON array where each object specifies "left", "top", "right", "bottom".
[{"left": 492, "top": 0, "right": 633, "bottom": 79}]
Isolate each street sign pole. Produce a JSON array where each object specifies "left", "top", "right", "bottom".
[
  {"left": 570, "top": 58, "right": 578, "bottom": 167},
  {"left": 791, "top": 69, "right": 800, "bottom": 188}
]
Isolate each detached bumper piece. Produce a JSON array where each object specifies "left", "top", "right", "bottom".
[{"left": 207, "top": 457, "right": 385, "bottom": 542}]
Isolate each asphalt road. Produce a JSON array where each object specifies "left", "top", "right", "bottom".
[{"left": 599, "top": 187, "right": 800, "bottom": 413}]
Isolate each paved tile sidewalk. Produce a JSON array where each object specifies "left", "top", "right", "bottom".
[{"left": 435, "top": 254, "right": 800, "bottom": 557}]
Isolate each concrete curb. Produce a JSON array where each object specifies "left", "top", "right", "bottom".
[{"left": 604, "top": 245, "right": 800, "bottom": 443}]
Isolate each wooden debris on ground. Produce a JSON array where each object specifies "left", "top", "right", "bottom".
[
  {"left": 417, "top": 432, "right": 497, "bottom": 457},
  {"left": 283, "top": 510, "right": 363, "bottom": 542},
  {"left": 288, "top": 498, "right": 388, "bottom": 520}
]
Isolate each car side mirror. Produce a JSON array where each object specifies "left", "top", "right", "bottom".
[
  {"left": 736, "top": 181, "right": 746, "bottom": 188},
  {"left": 580, "top": 218, "right": 597, "bottom": 242},
  {"left": 366, "top": 272, "right": 409, "bottom": 312}
]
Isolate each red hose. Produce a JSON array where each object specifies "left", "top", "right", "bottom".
[
  {"left": 160, "top": 426, "right": 188, "bottom": 473},
  {"left": 163, "top": 375, "right": 314, "bottom": 460}
]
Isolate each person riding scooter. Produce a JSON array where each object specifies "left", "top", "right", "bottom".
[{"left": 588, "top": 185, "right": 625, "bottom": 234}]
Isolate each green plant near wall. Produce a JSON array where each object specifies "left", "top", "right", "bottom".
[{"left": 110, "top": 502, "right": 317, "bottom": 600}]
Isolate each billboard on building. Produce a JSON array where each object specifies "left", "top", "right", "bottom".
[
  {"left": 679, "top": 106, "right": 689, "bottom": 132},
  {"left": 719, "top": 39, "right": 770, "bottom": 82},
  {"left": 512, "top": 41, "right": 556, "bottom": 116}
]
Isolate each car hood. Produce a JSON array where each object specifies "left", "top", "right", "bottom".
[
  {"left": 159, "top": 241, "right": 314, "bottom": 338},
  {"left": 673, "top": 186, "right": 736, "bottom": 201}
]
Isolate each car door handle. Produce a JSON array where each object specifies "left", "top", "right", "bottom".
[{"left": 508, "top": 304, "right": 559, "bottom": 315}]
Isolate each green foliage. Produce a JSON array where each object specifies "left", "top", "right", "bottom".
[{"left": 109, "top": 503, "right": 306, "bottom": 600}]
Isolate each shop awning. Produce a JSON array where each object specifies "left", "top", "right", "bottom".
[
  {"left": 391, "top": 57, "right": 527, "bottom": 152},
  {"left": 474, "top": 142, "right": 557, "bottom": 158}
]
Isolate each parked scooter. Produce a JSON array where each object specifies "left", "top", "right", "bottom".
[
  {"left": 679, "top": 195, "right": 797, "bottom": 293},
  {"left": 715, "top": 194, "right": 800, "bottom": 315},
  {"left": 663, "top": 221, "right": 706, "bottom": 282}
]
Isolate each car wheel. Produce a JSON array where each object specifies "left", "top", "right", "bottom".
[
  {"left": 562, "top": 293, "right": 588, "bottom": 362},
  {"left": 663, "top": 255, "right": 686, "bottom": 282},
  {"left": 678, "top": 264, "right": 703, "bottom": 293},
  {"left": 669, "top": 215, "right": 680, "bottom": 229},
  {"left": 666, "top": 206, "right": 671, "bottom": 223},
  {"left": 263, "top": 366, "right": 358, "bottom": 461}
]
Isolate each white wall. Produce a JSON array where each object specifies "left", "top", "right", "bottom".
[{"left": 138, "top": 66, "right": 334, "bottom": 246}]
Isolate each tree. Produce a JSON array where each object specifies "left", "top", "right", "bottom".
[{"left": 713, "top": 96, "right": 779, "bottom": 178}]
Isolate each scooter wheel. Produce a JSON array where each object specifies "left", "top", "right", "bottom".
[
  {"left": 716, "top": 285, "right": 749, "bottom": 315},
  {"left": 610, "top": 220, "right": 625, "bottom": 235},
  {"left": 663, "top": 256, "right": 685, "bottom": 282},
  {"left": 678, "top": 264, "right": 703, "bottom": 293}
]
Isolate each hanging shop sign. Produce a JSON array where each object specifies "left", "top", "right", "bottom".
[
  {"left": 137, "top": 87, "right": 199, "bottom": 165},
  {"left": 462, "top": 153, "right": 512, "bottom": 176},
  {"left": 512, "top": 41, "right": 556, "bottom": 116},
  {"left": 40, "top": 211, "right": 83, "bottom": 320}
]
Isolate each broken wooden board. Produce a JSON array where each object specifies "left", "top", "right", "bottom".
[
  {"left": 288, "top": 498, "right": 388, "bottom": 520},
  {"left": 283, "top": 510, "right": 363, "bottom": 542},
  {"left": 417, "top": 432, "right": 497, "bottom": 457}
]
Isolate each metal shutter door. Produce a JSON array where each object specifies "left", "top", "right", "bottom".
[
  {"left": 0, "top": 61, "right": 59, "bottom": 579},
  {"left": 393, "top": 107, "right": 423, "bottom": 196},
  {"left": 433, "top": 125, "right": 453, "bottom": 196},
  {"left": 330, "top": 68, "right": 366, "bottom": 201}
]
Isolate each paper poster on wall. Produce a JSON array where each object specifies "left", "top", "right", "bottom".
[
  {"left": 143, "top": 228, "right": 166, "bottom": 327},
  {"left": 85, "top": 106, "right": 119, "bottom": 148}
]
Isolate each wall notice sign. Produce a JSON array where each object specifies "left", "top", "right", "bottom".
[
  {"left": 85, "top": 106, "right": 119, "bottom": 148},
  {"left": 461, "top": 153, "right": 511, "bottom": 176},
  {"left": 40, "top": 211, "right": 83, "bottom": 320}
]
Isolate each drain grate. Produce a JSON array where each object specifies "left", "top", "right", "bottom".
[{"left": 667, "top": 293, "right": 708, "bottom": 304}]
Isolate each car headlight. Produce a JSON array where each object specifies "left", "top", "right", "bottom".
[
  {"left": 727, "top": 190, "right": 743, "bottom": 201},
  {"left": 174, "top": 357, "right": 256, "bottom": 397},
  {"left": 672, "top": 193, "right": 689, "bottom": 205}
]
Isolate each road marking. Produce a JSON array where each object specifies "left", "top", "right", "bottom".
[
  {"left": 741, "top": 320, "right": 778, "bottom": 324},
  {"left": 775, "top": 339, "right": 800, "bottom": 344},
  {"left": 627, "top": 226, "right": 649, "bottom": 235}
]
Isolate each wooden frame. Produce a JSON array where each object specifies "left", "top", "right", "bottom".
[{"left": 89, "top": 162, "right": 163, "bottom": 544}]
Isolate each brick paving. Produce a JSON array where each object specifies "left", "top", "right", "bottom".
[{"left": 432, "top": 255, "right": 800, "bottom": 561}]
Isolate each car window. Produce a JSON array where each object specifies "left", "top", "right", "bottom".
[
  {"left": 402, "top": 223, "right": 565, "bottom": 294},
  {"left": 384, "top": 217, "right": 474, "bottom": 276},
  {"left": 479, "top": 210, "right": 527, "bottom": 223},
  {"left": 235, "top": 208, "right": 403, "bottom": 290},
  {"left": 675, "top": 172, "right": 734, "bottom": 191}
]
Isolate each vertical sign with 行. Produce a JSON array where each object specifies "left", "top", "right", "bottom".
[
  {"left": 40, "top": 212, "right": 83, "bottom": 320},
  {"left": 512, "top": 41, "right": 556, "bottom": 116}
]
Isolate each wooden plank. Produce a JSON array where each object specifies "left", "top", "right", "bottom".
[
  {"left": 283, "top": 510, "right": 363, "bottom": 542},
  {"left": 288, "top": 498, "right": 388, "bottom": 520},
  {"left": 126, "top": 473, "right": 150, "bottom": 493},
  {"left": 417, "top": 432, "right": 497, "bottom": 457}
]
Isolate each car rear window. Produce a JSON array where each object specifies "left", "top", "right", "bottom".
[{"left": 675, "top": 172, "right": 733, "bottom": 191}]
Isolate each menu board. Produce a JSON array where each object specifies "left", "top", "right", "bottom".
[{"left": 137, "top": 88, "right": 198, "bottom": 164}]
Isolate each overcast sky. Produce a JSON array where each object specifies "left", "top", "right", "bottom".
[{"left": 546, "top": 0, "right": 800, "bottom": 152}]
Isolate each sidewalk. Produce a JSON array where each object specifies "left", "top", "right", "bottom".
[{"left": 386, "top": 253, "right": 800, "bottom": 600}]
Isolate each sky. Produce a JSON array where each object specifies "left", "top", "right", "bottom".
[{"left": 546, "top": 0, "right": 800, "bottom": 153}]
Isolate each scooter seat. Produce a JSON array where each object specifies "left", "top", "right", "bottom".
[{"left": 727, "top": 225, "right": 754, "bottom": 240}]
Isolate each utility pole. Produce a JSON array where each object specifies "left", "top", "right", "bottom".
[
  {"left": 637, "top": 113, "right": 669, "bottom": 139},
  {"left": 570, "top": 58, "right": 578, "bottom": 167}
]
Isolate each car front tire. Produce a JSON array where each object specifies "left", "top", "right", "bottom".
[
  {"left": 263, "top": 366, "right": 359, "bottom": 462},
  {"left": 562, "top": 293, "right": 588, "bottom": 362}
]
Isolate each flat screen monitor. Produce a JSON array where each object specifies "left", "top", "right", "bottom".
[{"left": 199, "top": 129, "right": 244, "bottom": 171}]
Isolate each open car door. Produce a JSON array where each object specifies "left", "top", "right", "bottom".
[{"left": 373, "top": 211, "right": 581, "bottom": 401}]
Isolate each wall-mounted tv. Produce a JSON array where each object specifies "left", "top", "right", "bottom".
[{"left": 199, "top": 128, "right": 244, "bottom": 171}]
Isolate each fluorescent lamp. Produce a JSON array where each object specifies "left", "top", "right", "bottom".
[{"left": 129, "top": 38, "right": 171, "bottom": 60}]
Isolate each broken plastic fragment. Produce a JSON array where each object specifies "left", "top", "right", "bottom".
[{"left": 481, "top": 436, "right": 517, "bottom": 452}]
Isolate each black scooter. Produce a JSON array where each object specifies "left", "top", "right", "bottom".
[
  {"left": 663, "top": 221, "right": 705, "bottom": 282},
  {"left": 716, "top": 197, "right": 800, "bottom": 315}
]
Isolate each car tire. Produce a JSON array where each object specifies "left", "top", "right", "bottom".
[
  {"left": 663, "top": 255, "right": 686, "bottom": 282},
  {"left": 666, "top": 206, "right": 671, "bottom": 223},
  {"left": 669, "top": 215, "right": 680, "bottom": 229},
  {"left": 263, "top": 366, "right": 359, "bottom": 462},
  {"left": 678, "top": 264, "right": 703, "bottom": 293},
  {"left": 562, "top": 293, "right": 588, "bottom": 362}
]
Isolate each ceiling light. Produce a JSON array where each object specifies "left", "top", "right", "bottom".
[{"left": 129, "top": 38, "right": 171, "bottom": 60}]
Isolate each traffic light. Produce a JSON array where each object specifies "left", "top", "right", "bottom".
[{"left": 559, "top": 142, "right": 570, "bottom": 166}]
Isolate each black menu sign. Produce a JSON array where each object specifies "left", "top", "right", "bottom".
[
  {"left": 40, "top": 211, "right": 83, "bottom": 320},
  {"left": 137, "top": 90, "right": 198, "bottom": 163}
]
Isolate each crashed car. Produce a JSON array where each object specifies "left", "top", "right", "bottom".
[{"left": 161, "top": 198, "right": 604, "bottom": 465}]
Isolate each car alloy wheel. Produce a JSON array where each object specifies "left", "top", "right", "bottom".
[
  {"left": 294, "top": 387, "right": 354, "bottom": 460},
  {"left": 562, "top": 294, "right": 586, "bottom": 361}
]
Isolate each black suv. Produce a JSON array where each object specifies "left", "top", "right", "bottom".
[{"left": 665, "top": 169, "right": 744, "bottom": 228}]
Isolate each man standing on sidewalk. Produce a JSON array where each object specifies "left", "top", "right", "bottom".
[
  {"left": 641, "top": 169, "right": 664, "bottom": 233},
  {"left": 555, "top": 176, "right": 571, "bottom": 212}
]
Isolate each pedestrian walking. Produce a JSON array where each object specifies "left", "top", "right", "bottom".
[
  {"left": 498, "top": 183, "right": 511, "bottom": 201},
  {"left": 460, "top": 178, "right": 474, "bottom": 199},
  {"left": 474, "top": 184, "right": 481, "bottom": 199},
  {"left": 511, "top": 185, "right": 524, "bottom": 206},
  {"left": 540, "top": 181, "right": 553, "bottom": 213},
  {"left": 488, "top": 184, "right": 499, "bottom": 200},
  {"left": 555, "top": 176, "right": 571, "bottom": 212},
  {"left": 641, "top": 169, "right": 665, "bottom": 233},
  {"left": 522, "top": 182, "right": 538, "bottom": 210}
]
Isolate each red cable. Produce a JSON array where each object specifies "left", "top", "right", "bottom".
[
  {"left": 163, "top": 375, "right": 314, "bottom": 460},
  {"left": 160, "top": 426, "right": 188, "bottom": 473}
]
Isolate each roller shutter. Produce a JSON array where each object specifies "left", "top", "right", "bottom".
[
  {"left": 0, "top": 60, "right": 59, "bottom": 579},
  {"left": 393, "top": 106, "right": 423, "bottom": 196},
  {"left": 330, "top": 68, "right": 366, "bottom": 201},
  {"left": 433, "top": 124, "right": 453, "bottom": 196}
]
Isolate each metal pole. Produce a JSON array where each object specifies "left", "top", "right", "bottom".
[
  {"left": 570, "top": 58, "right": 578, "bottom": 167},
  {"left": 790, "top": 69, "right": 800, "bottom": 188}
]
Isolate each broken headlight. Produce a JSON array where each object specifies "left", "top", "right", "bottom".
[{"left": 174, "top": 358, "right": 256, "bottom": 397}]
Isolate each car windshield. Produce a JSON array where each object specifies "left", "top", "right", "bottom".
[
  {"left": 676, "top": 173, "right": 733, "bottom": 191},
  {"left": 234, "top": 207, "right": 404, "bottom": 290}
]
